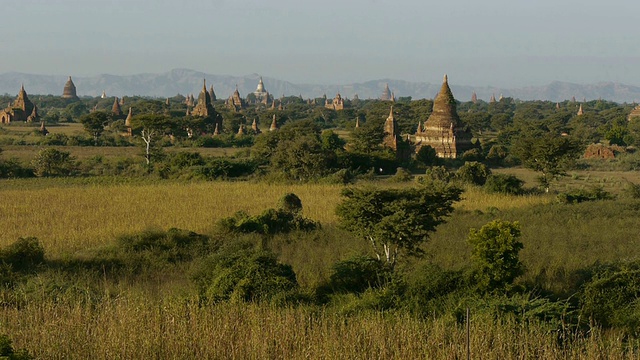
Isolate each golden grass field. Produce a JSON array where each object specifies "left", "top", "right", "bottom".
[
  {"left": 0, "top": 180, "right": 344, "bottom": 255},
  {"left": 0, "top": 178, "right": 555, "bottom": 257}
]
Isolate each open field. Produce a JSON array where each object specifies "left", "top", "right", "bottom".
[
  {"left": 0, "top": 179, "right": 343, "bottom": 254},
  {"left": 495, "top": 167, "right": 640, "bottom": 195},
  {"left": 0, "top": 175, "right": 639, "bottom": 358},
  {"left": 0, "top": 144, "right": 243, "bottom": 162}
]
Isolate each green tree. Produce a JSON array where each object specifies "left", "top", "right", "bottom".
[
  {"left": 416, "top": 145, "right": 437, "bottom": 166},
  {"left": 467, "top": 220, "right": 523, "bottom": 293},
  {"left": 79, "top": 111, "right": 109, "bottom": 145},
  {"left": 31, "top": 148, "right": 74, "bottom": 177},
  {"left": 336, "top": 184, "right": 462, "bottom": 267},
  {"left": 271, "top": 134, "right": 331, "bottom": 181},
  {"left": 456, "top": 161, "right": 491, "bottom": 186},
  {"left": 512, "top": 133, "right": 582, "bottom": 192}
]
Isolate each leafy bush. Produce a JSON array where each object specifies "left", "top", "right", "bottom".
[
  {"left": 416, "top": 145, "right": 437, "bottom": 166},
  {"left": 484, "top": 174, "right": 524, "bottom": 195},
  {"left": 461, "top": 148, "right": 484, "bottom": 162},
  {"left": 328, "top": 256, "right": 391, "bottom": 294},
  {"left": 191, "top": 158, "right": 258, "bottom": 180},
  {"left": 402, "top": 263, "right": 466, "bottom": 317},
  {"left": 456, "top": 161, "right": 491, "bottom": 186},
  {"left": 219, "top": 193, "right": 319, "bottom": 235},
  {"left": 468, "top": 220, "right": 524, "bottom": 293},
  {"left": 117, "top": 228, "right": 209, "bottom": 263},
  {"left": 486, "top": 144, "right": 508, "bottom": 165},
  {"left": 580, "top": 261, "right": 640, "bottom": 335},
  {"left": 623, "top": 181, "right": 640, "bottom": 199},
  {"left": 556, "top": 186, "right": 613, "bottom": 204},
  {"left": 321, "top": 168, "right": 356, "bottom": 184},
  {"left": 0, "top": 334, "right": 33, "bottom": 360},
  {"left": 278, "top": 193, "right": 303, "bottom": 214},
  {"left": 192, "top": 244, "right": 298, "bottom": 304},
  {"left": 31, "top": 148, "right": 74, "bottom": 177},
  {"left": 0, "top": 158, "right": 33, "bottom": 178},
  {"left": 218, "top": 209, "right": 319, "bottom": 235},
  {"left": 422, "top": 165, "right": 454, "bottom": 183},
  {"left": 388, "top": 167, "right": 412, "bottom": 182},
  {"left": 1, "top": 237, "right": 45, "bottom": 272}
]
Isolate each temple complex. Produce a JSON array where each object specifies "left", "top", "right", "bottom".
[
  {"left": 227, "top": 86, "right": 245, "bottom": 111},
  {"left": 325, "top": 93, "right": 344, "bottom": 110},
  {"left": 0, "top": 85, "right": 35, "bottom": 124},
  {"left": 209, "top": 86, "right": 216, "bottom": 101},
  {"left": 192, "top": 80, "right": 215, "bottom": 117},
  {"left": 413, "top": 75, "right": 473, "bottom": 158},
  {"left": 192, "top": 79, "right": 223, "bottom": 132},
  {"left": 62, "top": 76, "right": 79, "bottom": 100},
  {"left": 577, "top": 104, "right": 584, "bottom": 116}
]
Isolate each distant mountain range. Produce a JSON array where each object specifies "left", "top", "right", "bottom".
[{"left": 2, "top": 68, "right": 640, "bottom": 103}]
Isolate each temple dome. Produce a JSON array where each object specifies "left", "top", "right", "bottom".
[{"left": 62, "top": 76, "right": 79, "bottom": 99}]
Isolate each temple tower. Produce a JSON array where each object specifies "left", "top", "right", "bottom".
[
  {"left": 62, "top": 76, "right": 79, "bottom": 100},
  {"left": 414, "top": 75, "right": 473, "bottom": 158},
  {"left": 382, "top": 106, "right": 398, "bottom": 151}
]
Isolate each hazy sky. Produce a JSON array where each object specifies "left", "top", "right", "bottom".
[{"left": 3, "top": 0, "right": 640, "bottom": 87}]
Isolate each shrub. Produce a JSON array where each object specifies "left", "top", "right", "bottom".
[
  {"left": 192, "top": 245, "right": 298, "bottom": 304},
  {"left": 556, "top": 186, "right": 613, "bottom": 204},
  {"left": 328, "top": 255, "right": 391, "bottom": 294},
  {"left": 484, "top": 174, "right": 524, "bottom": 195},
  {"left": 278, "top": 193, "right": 303, "bottom": 214},
  {"left": 461, "top": 148, "right": 484, "bottom": 162},
  {"left": 0, "top": 334, "right": 33, "bottom": 360},
  {"left": 0, "top": 158, "right": 33, "bottom": 178},
  {"left": 219, "top": 193, "right": 319, "bottom": 235},
  {"left": 416, "top": 145, "right": 437, "bottom": 166},
  {"left": 31, "top": 148, "right": 74, "bottom": 177},
  {"left": 468, "top": 220, "right": 524, "bottom": 293},
  {"left": 388, "top": 167, "right": 412, "bottom": 182},
  {"left": 218, "top": 209, "right": 319, "bottom": 235},
  {"left": 402, "top": 263, "right": 465, "bottom": 317},
  {"left": 456, "top": 161, "right": 491, "bottom": 186},
  {"left": 580, "top": 261, "right": 640, "bottom": 335},
  {"left": 422, "top": 165, "right": 454, "bottom": 183},
  {"left": 486, "top": 144, "right": 508, "bottom": 165},
  {"left": 117, "top": 228, "right": 209, "bottom": 263},
  {"left": 1, "top": 237, "right": 45, "bottom": 272},
  {"left": 623, "top": 181, "right": 640, "bottom": 199}
]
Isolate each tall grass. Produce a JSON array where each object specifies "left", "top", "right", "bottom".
[
  {"left": 2, "top": 296, "right": 637, "bottom": 359},
  {"left": 0, "top": 179, "right": 343, "bottom": 255}
]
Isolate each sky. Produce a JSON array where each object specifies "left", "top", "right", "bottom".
[{"left": 3, "top": 0, "right": 640, "bottom": 87}]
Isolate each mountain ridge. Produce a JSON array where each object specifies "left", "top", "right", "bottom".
[{"left": 1, "top": 69, "right": 639, "bottom": 103}]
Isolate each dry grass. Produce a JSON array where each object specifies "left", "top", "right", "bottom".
[
  {"left": 494, "top": 167, "right": 640, "bottom": 195},
  {"left": 2, "top": 297, "right": 636, "bottom": 359},
  {"left": 0, "top": 144, "right": 242, "bottom": 162},
  {"left": 0, "top": 179, "right": 343, "bottom": 255}
]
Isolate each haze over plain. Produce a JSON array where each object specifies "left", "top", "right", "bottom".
[{"left": 3, "top": 0, "right": 639, "bottom": 87}]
